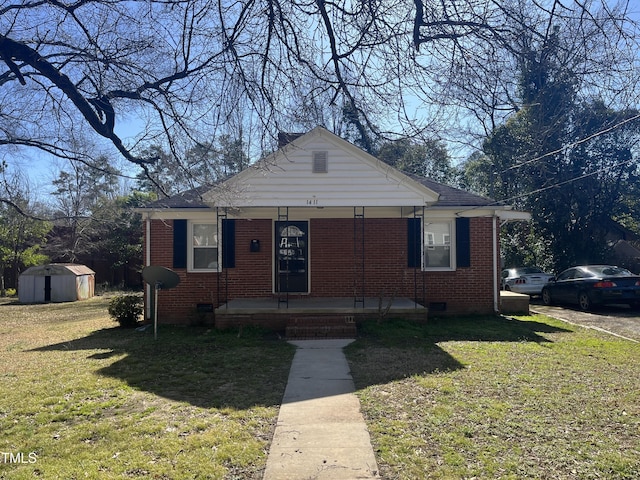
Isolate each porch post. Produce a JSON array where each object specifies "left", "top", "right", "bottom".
[
  {"left": 277, "top": 206, "right": 289, "bottom": 308},
  {"left": 493, "top": 214, "right": 499, "bottom": 313},
  {"left": 145, "top": 214, "right": 152, "bottom": 320},
  {"left": 413, "top": 206, "right": 425, "bottom": 308},
  {"left": 353, "top": 206, "right": 365, "bottom": 308},
  {"left": 216, "top": 207, "right": 228, "bottom": 308}
]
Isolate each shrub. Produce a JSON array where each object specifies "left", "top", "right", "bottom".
[{"left": 108, "top": 294, "right": 143, "bottom": 328}]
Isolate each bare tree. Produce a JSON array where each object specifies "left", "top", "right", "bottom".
[
  {"left": 1, "top": 0, "right": 638, "bottom": 195},
  {"left": 49, "top": 158, "right": 119, "bottom": 262},
  {"left": 0, "top": 166, "right": 50, "bottom": 293}
]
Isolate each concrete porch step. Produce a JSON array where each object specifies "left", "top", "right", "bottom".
[
  {"left": 500, "top": 291, "right": 530, "bottom": 315},
  {"left": 286, "top": 315, "right": 357, "bottom": 339}
]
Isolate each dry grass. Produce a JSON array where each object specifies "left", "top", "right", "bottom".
[{"left": 0, "top": 295, "right": 295, "bottom": 480}]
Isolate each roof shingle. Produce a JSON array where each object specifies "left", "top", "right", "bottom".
[{"left": 409, "top": 174, "right": 496, "bottom": 207}]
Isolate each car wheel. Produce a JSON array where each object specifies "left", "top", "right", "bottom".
[
  {"left": 578, "top": 291, "right": 592, "bottom": 311},
  {"left": 541, "top": 288, "right": 553, "bottom": 306},
  {"left": 504, "top": 285, "right": 511, "bottom": 292}
]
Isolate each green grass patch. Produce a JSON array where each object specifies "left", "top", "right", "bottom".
[
  {"left": 4, "top": 298, "right": 638, "bottom": 479},
  {"left": 0, "top": 296, "right": 295, "bottom": 479},
  {"left": 346, "top": 315, "right": 640, "bottom": 479}
]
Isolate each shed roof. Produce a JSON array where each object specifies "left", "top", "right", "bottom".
[{"left": 21, "top": 264, "right": 95, "bottom": 276}]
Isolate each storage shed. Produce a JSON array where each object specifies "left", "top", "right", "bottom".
[{"left": 18, "top": 264, "right": 95, "bottom": 303}]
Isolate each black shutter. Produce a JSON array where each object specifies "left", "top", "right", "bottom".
[
  {"left": 222, "top": 219, "right": 236, "bottom": 268},
  {"left": 407, "top": 218, "right": 422, "bottom": 268},
  {"left": 173, "top": 219, "right": 187, "bottom": 269},
  {"left": 456, "top": 217, "right": 471, "bottom": 268}
]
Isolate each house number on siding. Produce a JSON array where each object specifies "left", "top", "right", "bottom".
[{"left": 306, "top": 198, "right": 319, "bottom": 205}]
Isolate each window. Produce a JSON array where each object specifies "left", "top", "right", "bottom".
[
  {"left": 408, "top": 218, "right": 465, "bottom": 270},
  {"left": 190, "top": 222, "right": 218, "bottom": 270},
  {"left": 557, "top": 269, "right": 576, "bottom": 281},
  {"left": 424, "top": 221, "right": 453, "bottom": 269}
]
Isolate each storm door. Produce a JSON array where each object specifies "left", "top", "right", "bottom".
[{"left": 275, "top": 221, "right": 308, "bottom": 293}]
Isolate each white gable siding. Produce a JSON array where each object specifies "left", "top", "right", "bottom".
[{"left": 206, "top": 128, "right": 439, "bottom": 208}]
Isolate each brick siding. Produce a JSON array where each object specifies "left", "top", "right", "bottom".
[{"left": 145, "top": 216, "right": 498, "bottom": 324}]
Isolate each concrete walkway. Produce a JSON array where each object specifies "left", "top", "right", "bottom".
[{"left": 263, "top": 339, "right": 380, "bottom": 479}]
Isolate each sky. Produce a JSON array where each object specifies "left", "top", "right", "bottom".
[
  {"left": 7, "top": 0, "right": 640, "bottom": 207},
  {"left": 8, "top": 118, "right": 144, "bottom": 206}
]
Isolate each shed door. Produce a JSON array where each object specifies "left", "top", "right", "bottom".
[
  {"left": 275, "top": 221, "right": 309, "bottom": 293},
  {"left": 44, "top": 276, "right": 52, "bottom": 303}
]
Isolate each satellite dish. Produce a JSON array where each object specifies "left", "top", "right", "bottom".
[
  {"left": 142, "top": 266, "right": 180, "bottom": 290},
  {"left": 142, "top": 266, "right": 180, "bottom": 340}
]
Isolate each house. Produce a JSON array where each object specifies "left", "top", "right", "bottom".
[
  {"left": 137, "top": 127, "right": 529, "bottom": 332},
  {"left": 18, "top": 263, "right": 95, "bottom": 303},
  {"left": 604, "top": 220, "right": 640, "bottom": 272}
]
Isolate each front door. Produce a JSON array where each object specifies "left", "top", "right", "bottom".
[{"left": 275, "top": 221, "right": 308, "bottom": 293}]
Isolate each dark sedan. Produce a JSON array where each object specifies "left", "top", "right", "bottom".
[{"left": 541, "top": 265, "right": 640, "bottom": 311}]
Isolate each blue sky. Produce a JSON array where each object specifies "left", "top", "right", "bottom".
[{"left": 7, "top": 0, "right": 639, "bottom": 206}]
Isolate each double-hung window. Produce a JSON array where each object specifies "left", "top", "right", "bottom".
[
  {"left": 424, "top": 221, "right": 454, "bottom": 269},
  {"left": 190, "top": 222, "right": 218, "bottom": 271}
]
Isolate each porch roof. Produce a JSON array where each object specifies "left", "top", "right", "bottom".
[
  {"left": 137, "top": 127, "right": 528, "bottom": 221},
  {"left": 139, "top": 169, "right": 507, "bottom": 213}
]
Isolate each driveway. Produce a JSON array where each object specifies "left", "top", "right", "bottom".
[{"left": 530, "top": 299, "right": 640, "bottom": 342}]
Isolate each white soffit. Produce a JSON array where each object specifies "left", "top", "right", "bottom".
[
  {"left": 498, "top": 210, "right": 532, "bottom": 221},
  {"left": 203, "top": 127, "right": 440, "bottom": 208}
]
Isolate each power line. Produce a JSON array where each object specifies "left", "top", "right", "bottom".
[
  {"left": 503, "top": 153, "right": 638, "bottom": 204},
  {"left": 498, "top": 111, "right": 640, "bottom": 174},
  {"left": 456, "top": 146, "right": 639, "bottom": 216}
]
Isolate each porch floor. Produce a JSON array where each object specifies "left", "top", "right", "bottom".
[
  {"left": 215, "top": 296, "right": 427, "bottom": 339},
  {"left": 214, "top": 297, "right": 427, "bottom": 338},
  {"left": 215, "top": 296, "right": 426, "bottom": 315}
]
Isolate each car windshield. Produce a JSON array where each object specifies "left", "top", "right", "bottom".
[{"left": 583, "top": 266, "right": 633, "bottom": 277}]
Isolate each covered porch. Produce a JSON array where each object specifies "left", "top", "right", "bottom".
[{"left": 214, "top": 297, "right": 428, "bottom": 338}]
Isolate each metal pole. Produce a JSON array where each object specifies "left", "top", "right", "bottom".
[{"left": 154, "top": 282, "right": 160, "bottom": 340}]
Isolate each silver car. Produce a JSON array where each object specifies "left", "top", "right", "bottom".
[{"left": 501, "top": 267, "right": 554, "bottom": 296}]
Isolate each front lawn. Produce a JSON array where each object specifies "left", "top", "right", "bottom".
[
  {"left": 0, "top": 296, "right": 295, "bottom": 479},
  {"left": 2, "top": 297, "right": 638, "bottom": 479},
  {"left": 346, "top": 315, "right": 640, "bottom": 479}
]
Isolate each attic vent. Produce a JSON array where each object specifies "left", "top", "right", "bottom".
[{"left": 312, "top": 151, "right": 328, "bottom": 173}]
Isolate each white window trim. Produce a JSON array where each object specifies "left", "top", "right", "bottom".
[
  {"left": 187, "top": 221, "right": 220, "bottom": 272},
  {"left": 423, "top": 219, "right": 456, "bottom": 271}
]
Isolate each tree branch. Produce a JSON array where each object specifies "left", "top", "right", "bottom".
[{"left": 0, "top": 34, "right": 153, "bottom": 166}]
